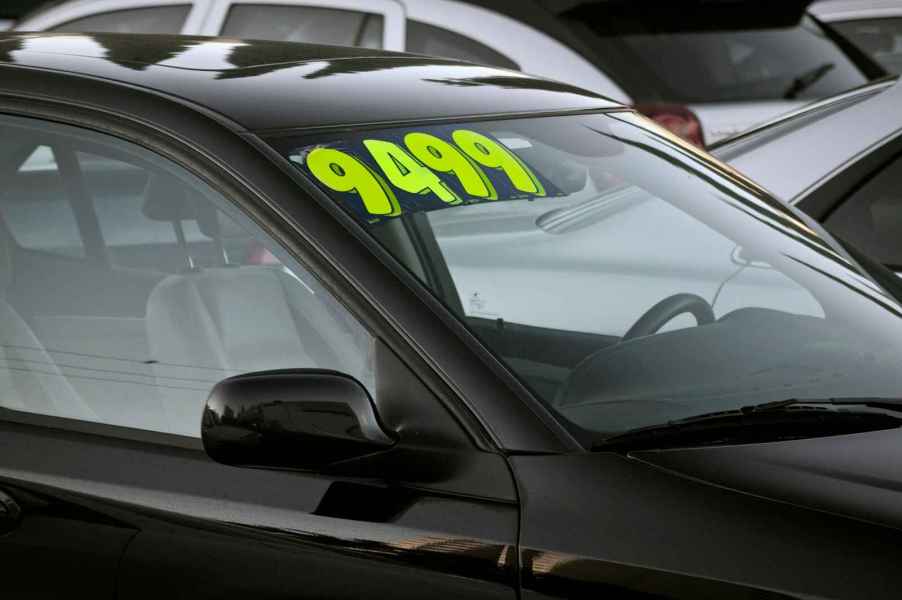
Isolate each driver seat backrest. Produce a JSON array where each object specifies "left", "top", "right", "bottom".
[
  {"left": 0, "top": 219, "right": 96, "bottom": 421},
  {"left": 142, "top": 175, "right": 367, "bottom": 436},
  {"left": 146, "top": 267, "right": 368, "bottom": 436}
]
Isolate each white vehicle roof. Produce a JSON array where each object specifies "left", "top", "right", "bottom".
[
  {"left": 811, "top": 0, "right": 902, "bottom": 21},
  {"left": 712, "top": 77, "right": 902, "bottom": 203},
  {"left": 399, "top": 0, "right": 628, "bottom": 102},
  {"left": 16, "top": 0, "right": 883, "bottom": 144}
]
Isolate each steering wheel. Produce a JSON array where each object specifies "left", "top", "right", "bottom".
[{"left": 622, "top": 293, "right": 715, "bottom": 341}]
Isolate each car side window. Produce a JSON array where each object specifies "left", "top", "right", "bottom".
[
  {"left": 0, "top": 145, "right": 85, "bottom": 258},
  {"left": 825, "top": 153, "right": 902, "bottom": 268},
  {"left": 51, "top": 5, "right": 191, "bottom": 34},
  {"left": 221, "top": 5, "right": 383, "bottom": 48},
  {"left": 78, "top": 150, "right": 215, "bottom": 272},
  {"left": 831, "top": 18, "right": 902, "bottom": 75},
  {"left": 405, "top": 20, "right": 519, "bottom": 70},
  {"left": 0, "top": 114, "right": 374, "bottom": 438}
]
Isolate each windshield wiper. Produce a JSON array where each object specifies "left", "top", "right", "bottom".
[
  {"left": 592, "top": 398, "right": 902, "bottom": 452},
  {"left": 783, "top": 62, "right": 835, "bottom": 99}
]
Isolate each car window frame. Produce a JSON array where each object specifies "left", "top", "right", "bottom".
[
  {"left": 0, "top": 104, "right": 395, "bottom": 447},
  {"left": 0, "top": 56, "right": 582, "bottom": 453},
  {"left": 0, "top": 82, "right": 540, "bottom": 453},
  {"left": 794, "top": 126, "right": 902, "bottom": 221},
  {"left": 796, "top": 132, "right": 902, "bottom": 273},
  {"left": 0, "top": 109, "right": 358, "bottom": 445},
  {"left": 201, "top": 0, "right": 405, "bottom": 50},
  {"left": 16, "top": 0, "right": 211, "bottom": 34}
]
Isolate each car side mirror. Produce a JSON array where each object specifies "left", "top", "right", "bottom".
[{"left": 201, "top": 369, "right": 396, "bottom": 472}]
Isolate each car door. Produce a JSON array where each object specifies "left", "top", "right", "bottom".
[
  {"left": 0, "top": 111, "right": 519, "bottom": 598},
  {"left": 201, "top": 0, "right": 405, "bottom": 50},
  {"left": 17, "top": 0, "right": 212, "bottom": 34}
]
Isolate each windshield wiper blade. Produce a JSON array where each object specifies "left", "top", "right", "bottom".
[
  {"left": 750, "top": 397, "right": 902, "bottom": 413},
  {"left": 681, "top": 397, "right": 902, "bottom": 420},
  {"left": 783, "top": 62, "right": 835, "bottom": 99},
  {"left": 592, "top": 397, "right": 902, "bottom": 452}
]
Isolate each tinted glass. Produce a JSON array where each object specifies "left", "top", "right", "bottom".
[
  {"left": 0, "top": 145, "right": 84, "bottom": 258},
  {"left": 222, "top": 5, "right": 383, "bottom": 48},
  {"left": 406, "top": 20, "right": 518, "bottom": 70},
  {"left": 0, "top": 115, "right": 373, "bottom": 438},
  {"left": 568, "top": 15, "right": 869, "bottom": 103},
  {"left": 52, "top": 5, "right": 190, "bottom": 34},
  {"left": 832, "top": 18, "right": 902, "bottom": 75},
  {"left": 272, "top": 112, "right": 902, "bottom": 441},
  {"left": 78, "top": 151, "right": 213, "bottom": 272},
  {"left": 825, "top": 152, "right": 902, "bottom": 268}
]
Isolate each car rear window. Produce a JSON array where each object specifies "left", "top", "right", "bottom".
[
  {"left": 406, "top": 20, "right": 519, "bottom": 70},
  {"left": 830, "top": 18, "right": 902, "bottom": 75},
  {"left": 52, "top": 5, "right": 190, "bottom": 35},
  {"left": 221, "top": 5, "right": 383, "bottom": 48},
  {"left": 564, "top": 13, "right": 871, "bottom": 103}
]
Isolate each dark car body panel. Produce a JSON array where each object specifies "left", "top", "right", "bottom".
[
  {"left": 634, "top": 427, "right": 902, "bottom": 531},
  {"left": 0, "top": 477, "right": 136, "bottom": 597},
  {"left": 1, "top": 33, "right": 902, "bottom": 599},
  {"left": 0, "top": 33, "right": 617, "bottom": 132},
  {"left": 514, "top": 452, "right": 902, "bottom": 599},
  {"left": 1, "top": 408, "right": 520, "bottom": 598}
]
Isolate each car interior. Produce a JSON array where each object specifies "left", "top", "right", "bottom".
[
  {"left": 0, "top": 116, "right": 372, "bottom": 437},
  {"left": 346, "top": 124, "right": 902, "bottom": 437},
  {"left": 374, "top": 203, "right": 902, "bottom": 440}
]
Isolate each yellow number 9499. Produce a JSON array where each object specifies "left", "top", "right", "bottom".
[{"left": 306, "top": 147, "right": 401, "bottom": 217}]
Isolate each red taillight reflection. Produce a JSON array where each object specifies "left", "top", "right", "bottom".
[
  {"left": 246, "top": 240, "right": 280, "bottom": 265},
  {"left": 635, "top": 103, "right": 705, "bottom": 149}
]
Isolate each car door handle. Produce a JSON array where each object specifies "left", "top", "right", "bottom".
[{"left": 0, "top": 489, "right": 22, "bottom": 533}]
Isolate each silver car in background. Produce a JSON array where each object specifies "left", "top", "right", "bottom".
[
  {"left": 16, "top": 0, "right": 885, "bottom": 146},
  {"left": 713, "top": 76, "right": 902, "bottom": 272}
]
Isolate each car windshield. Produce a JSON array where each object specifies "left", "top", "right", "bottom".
[
  {"left": 269, "top": 111, "right": 902, "bottom": 442},
  {"left": 563, "top": 14, "right": 871, "bottom": 103}
]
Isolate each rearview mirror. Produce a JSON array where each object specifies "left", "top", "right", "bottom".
[{"left": 201, "top": 370, "right": 396, "bottom": 471}]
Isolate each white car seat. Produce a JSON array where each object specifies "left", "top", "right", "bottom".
[
  {"left": 0, "top": 223, "right": 96, "bottom": 421},
  {"left": 141, "top": 175, "right": 370, "bottom": 436}
]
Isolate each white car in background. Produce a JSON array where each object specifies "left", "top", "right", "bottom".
[
  {"left": 712, "top": 76, "right": 902, "bottom": 273},
  {"left": 16, "top": 0, "right": 886, "bottom": 146},
  {"left": 813, "top": 0, "right": 902, "bottom": 74}
]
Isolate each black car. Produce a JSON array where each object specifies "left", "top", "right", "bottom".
[{"left": 3, "top": 33, "right": 902, "bottom": 599}]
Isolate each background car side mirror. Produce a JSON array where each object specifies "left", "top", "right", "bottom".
[{"left": 201, "top": 369, "right": 396, "bottom": 471}]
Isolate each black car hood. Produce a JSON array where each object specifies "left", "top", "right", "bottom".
[{"left": 632, "top": 427, "right": 902, "bottom": 530}]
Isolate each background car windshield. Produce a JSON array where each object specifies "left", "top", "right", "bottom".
[
  {"left": 274, "top": 112, "right": 902, "bottom": 441},
  {"left": 565, "top": 14, "right": 870, "bottom": 103}
]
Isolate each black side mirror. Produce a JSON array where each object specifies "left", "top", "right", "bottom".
[{"left": 201, "top": 369, "right": 396, "bottom": 472}]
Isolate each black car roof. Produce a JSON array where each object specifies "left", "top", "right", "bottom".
[{"left": 0, "top": 32, "right": 619, "bottom": 132}]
